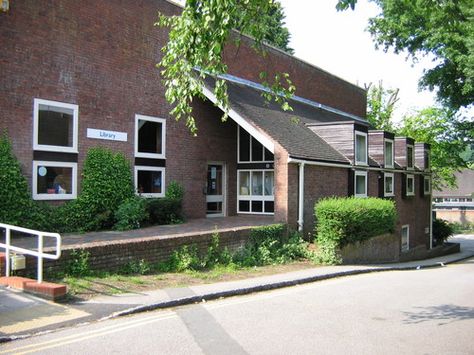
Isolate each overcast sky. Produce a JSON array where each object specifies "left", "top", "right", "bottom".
[{"left": 279, "top": 0, "right": 438, "bottom": 121}]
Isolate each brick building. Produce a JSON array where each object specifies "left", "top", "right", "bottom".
[{"left": 0, "top": 0, "right": 432, "bottom": 254}]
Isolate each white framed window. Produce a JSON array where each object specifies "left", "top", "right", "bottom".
[
  {"left": 32, "top": 161, "right": 77, "bottom": 200},
  {"left": 384, "top": 139, "right": 394, "bottom": 168},
  {"left": 424, "top": 176, "right": 431, "bottom": 195},
  {"left": 238, "top": 126, "right": 274, "bottom": 163},
  {"left": 401, "top": 225, "right": 409, "bottom": 252},
  {"left": 424, "top": 150, "right": 430, "bottom": 170},
  {"left": 33, "top": 98, "right": 78, "bottom": 153},
  {"left": 406, "top": 174, "right": 415, "bottom": 196},
  {"left": 384, "top": 172, "right": 394, "bottom": 197},
  {"left": 355, "top": 131, "right": 368, "bottom": 165},
  {"left": 237, "top": 169, "right": 274, "bottom": 214},
  {"left": 135, "top": 166, "right": 165, "bottom": 197},
  {"left": 407, "top": 144, "right": 414, "bottom": 170},
  {"left": 354, "top": 170, "right": 367, "bottom": 197},
  {"left": 135, "top": 114, "right": 166, "bottom": 159}
]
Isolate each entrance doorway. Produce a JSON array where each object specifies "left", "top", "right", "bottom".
[{"left": 206, "top": 163, "right": 226, "bottom": 217}]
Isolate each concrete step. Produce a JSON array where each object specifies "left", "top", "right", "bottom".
[{"left": 0, "top": 276, "right": 67, "bottom": 301}]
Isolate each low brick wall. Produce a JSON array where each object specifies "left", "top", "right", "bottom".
[
  {"left": 340, "top": 233, "right": 400, "bottom": 264},
  {"left": 0, "top": 228, "right": 253, "bottom": 279}
]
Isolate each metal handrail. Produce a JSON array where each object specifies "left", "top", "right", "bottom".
[{"left": 0, "top": 223, "right": 62, "bottom": 283}]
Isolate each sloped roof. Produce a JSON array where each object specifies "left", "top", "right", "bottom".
[
  {"left": 434, "top": 169, "right": 474, "bottom": 197},
  {"left": 204, "top": 77, "right": 363, "bottom": 164}
]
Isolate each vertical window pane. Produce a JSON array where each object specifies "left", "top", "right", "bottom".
[
  {"left": 264, "top": 171, "right": 274, "bottom": 196},
  {"left": 407, "top": 176, "right": 414, "bottom": 194},
  {"left": 264, "top": 201, "right": 274, "bottom": 213},
  {"left": 239, "top": 128, "right": 250, "bottom": 162},
  {"left": 38, "top": 105, "right": 74, "bottom": 147},
  {"left": 355, "top": 134, "right": 366, "bottom": 163},
  {"left": 36, "top": 165, "right": 72, "bottom": 195},
  {"left": 138, "top": 119, "right": 163, "bottom": 154},
  {"left": 239, "top": 171, "right": 250, "bottom": 195},
  {"left": 385, "top": 175, "right": 393, "bottom": 194},
  {"left": 355, "top": 174, "right": 366, "bottom": 195},
  {"left": 407, "top": 146, "right": 414, "bottom": 168},
  {"left": 401, "top": 227, "right": 409, "bottom": 251},
  {"left": 251, "top": 201, "right": 263, "bottom": 213},
  {"left": 251, "top": 137, "right": 264, "bottom": 161},
  {"left": 207, "top": 165, "right": 222, "bottom": 195},
  {"left": 264, "top": 148, "right": 274, "bottom": 161},
  {"left": 424, "top": 177, "right": 430, "bottom": 193},
  {"left": 239, "top": 200, "right": 250, "bottom": 212},
  {"left": 252, "top": 171, "right": 263, "bottom": 195},
  {"left": 137, "top": 170, "right": 162, "bottom": 194},
  {"left": 384, "top": 141, "right": 393, "bottom": 167}
]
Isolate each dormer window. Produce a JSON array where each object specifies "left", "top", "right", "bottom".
[
  {"left": 384, "top": 139, "right": 394, "bottom": 168},
  {"left": 407, "top": 145, "right": 414, "bottom": 170},
  {"left": 355, "top": 131, "right": 367, "bottom": 165},
  {"left": 425, "top": 150, "right": 430, "bottom": 170}
]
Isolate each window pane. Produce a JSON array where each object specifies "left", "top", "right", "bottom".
[
  {"left": 207, "top": 165, "right": 222, "bottom": 195},
  {"left": 252, "top": 137, "right": 264, "bottom": 161},
  {"left": 424, "top": 178, "right": 430, "bottom": 193},
  {"left": 207, "top": 202, "right": 222, "bottom": 215},
  {"left": 252, "top": 171, "right": 263, "bottom": 195},
  {"left": 264, "top": 148, "right": 274, "bottom": 161},
  {"left": 355, "top": 174, "right": 366, "bottom": 195},
  {"left": 401, "top": 227, "right": 409, "bottom": 251},
  {"left": 264, "top": 201, "right": 274, "bottom": 213},
  {"left": 407, "top": 176, "right": 414, "bottom": 193},
  {"left": 239, "top": 128, "right": 250, "bottom": 161},
  {"left": 36, "top": 165, "right": 72, "bottom": 195},
  {"left": 138, "top": 120, "right": 163, "bottom": 155},
  {"left": 384, "top": 141, "right": 393, "bottom": 167},
  {"left": 355, "top": 134, "right": 366, "bottom": 163},
  {"left": 38, "top": 104, "right": 74, "bottom": 147},
  {"left": 251, "top": 201, "right": 263, "bottom": 213},
  {"left": 264, "top": 171, "right": 274, "bottom": 196},
  {"left": 239, "top": 171, "right": 250, "bottom": 195},
  {"left": 407, "top": 146, "right": 413, "bottom": 168},
  {"left": 239, "top": 200, "right": 250, "bottom": 212},
  {"left": 137, "top": 170, "right": 162, "bottom": 194}
]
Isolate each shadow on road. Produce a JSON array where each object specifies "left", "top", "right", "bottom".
[{"left": 403, "top": 304, "right": 474, "bottom": 325}]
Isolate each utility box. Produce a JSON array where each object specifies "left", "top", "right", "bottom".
[{"left": 10, "top": 254, "right": 26, "bottom": 270}]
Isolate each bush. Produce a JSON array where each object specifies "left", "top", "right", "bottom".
[
  {"left": 432, "top": 218, "right": 453, "bottom": 246},
  {"left": 65, "top": 148, "right": 134, "bottom": 231},
  {"left": 114, "top": 197, "right": 149, "bottom": 231},
  {"left": 146, "top": 198, "right": 182, "bottom": 225},
  {"left": 314, "top": 197, "right": 397, "bottom": 264},
  {"left": 121, "top": 259, "right": 151, "bottom": 275},
  {"left": 65, "top": 249, "right": 91, "bottom": 277},
  {"left": 165, "top": 180, "right": 184, "bottom": 201}
]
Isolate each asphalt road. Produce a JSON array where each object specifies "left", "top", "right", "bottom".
[{"left": 2, "top": 258, "right": 473, "bottom": 355}]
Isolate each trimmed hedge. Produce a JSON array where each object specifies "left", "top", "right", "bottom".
[
  {"left": 146, "top": 197, "right": 182, "bottom": 225},
  {"left": 314, "top": 197, "right": 397, "bottom": 264}
]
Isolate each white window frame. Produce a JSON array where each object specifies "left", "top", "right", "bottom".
[
  {"left": 134, "top": 166, "right": 165, "bottom": 198},
  {"left": 237, "top": 126, "right": 273, "bottom": 163},
  {"left": 32, "top": 161, "right": 77, "bottom": 200},
  {"left": 384, "top": 172, "right": 394, "bottom": 197},
  {"left": 33, "top": 98, "right": 79, "bottom": 153},
  {"left": 237, "top": 169, "right": 274, "bottom": 215},
  {"left": 406, "top": 144, "right": 414, "bottom": 170},
  {"left": 423, "top": 176, "right": 431, "bottom": 195},
  {"left": 354, "top": 131, "right": 368, "bottom": 166},
  {"left": 354, "top": 170, "right": 368, "bottom": 198},
  {"left": 134, "top": 114, "right": 166, "bottom": 159},
  {"left": 401, "top": 225, "right": 409, "bottom": 252},
  {"left": 384, "top": 139, "right": 394, "bottom": 168},
  {"left": 406, "top": 174, "right": 415, "bottom": 196}
]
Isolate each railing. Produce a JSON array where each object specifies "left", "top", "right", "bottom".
[{"left": 0, "top": 223, "right": 61, "bottom": 283}]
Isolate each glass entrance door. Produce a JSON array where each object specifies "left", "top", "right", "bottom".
[{"left": 206, "top": 163, "right": 225, "bottom": 217}]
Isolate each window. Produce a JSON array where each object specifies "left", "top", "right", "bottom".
[
  {"left": 238, "top": 127, "right": 273, "bottom": 162},
  {"left": 237, "top": 170, "right": 274, "bottom": 214},
  {"left": 32, "top": 161, "right": 77, "bottom": 200},
  {"left": 384, "top": 173, "right": 394, "bottom": 197},
  {"left": 401, "top": 225, "right": 409, "bottom": 252},
  {"left": 424, "top": 176, "right": 431, "bottom": 195},
  {"left": 406, "top": 174, "right": 415, "bottom": 196},
  {"left": 355, "top": 132, "right": 367, "bottom": 165},
  {"left": 354, "top": 171, "right": 367, "bottom": 197},
  {"left": 424, "top": 150, "right": 430, "bottom": 170},
  {"left": 33, "top": 99, "right": 78, "bottom": 153},
  {"left": 407, "top": 145, "right": 414, "bottom": 170},
  {"left": 135, "top": 115, "right": 166, "bottom": 159},
  {"left": 384, "top": 139, "right": 394, "bottom": 168},
  {"left": 135, "top": 166, "right": 165, "bottom": 197}
]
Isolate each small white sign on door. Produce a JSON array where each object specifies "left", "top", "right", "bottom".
[{"left": 87, "top": 128, "right": 127, "bottom": 142}]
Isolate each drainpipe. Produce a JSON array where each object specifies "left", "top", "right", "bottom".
[
  {"left": 430, "top": 189, "right": 433, "bottom": 249},
  {"left": 298, "top": 162, "right": 305, "bottom": 232}
]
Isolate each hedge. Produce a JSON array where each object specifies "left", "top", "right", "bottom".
[{"left": 314, "top": 197, "right": 397, "bottom": 264}]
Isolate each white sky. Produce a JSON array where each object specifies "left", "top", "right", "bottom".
[{"left": 279, "top": 0, "right": 438, "bottom": 121}]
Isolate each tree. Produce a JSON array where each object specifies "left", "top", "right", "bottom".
[
  {"left": 397, "top": 108, "right": 472, "bottom": 189},
  {"left": 365, "top": 80, "right": 398, "bottom": 131}
]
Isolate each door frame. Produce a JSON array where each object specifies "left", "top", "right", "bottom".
[{"left": 206, "top": 161, "right": 227, "bottom": 217}]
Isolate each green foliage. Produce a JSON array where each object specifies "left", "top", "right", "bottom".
[
  {"left": 121, "top": 259, "right": 152, "bottom": 275},
  {"left": 365, "top": 80, "right": 398, "bottom": 131},
  {"left": 65, "top": 249, "right": 91, "bottom": 277},
  {"left": 160, "top": 244, "right": 202, "bottom": 272},
  {"left": 314, "top": 197, "right": 397, "bottom": 264},
  {"left": 65, "top": 148, "right": 134, "bottom": 231},
  {"left": 146, "top": 198, "right": 182, "bottom": 225},
  {"left": 432, "top": 219, "right": 454, "bottom": 246},
  {"left": 448, "top": 221, "right": 474, "bottom": 234},
  {"left": 165, "top": 180, "right": 185, "bottom": 201},
  {"left": 0, "top": 134, "right": 33, "bottom": 226},
  {"left": 114, "top": 197, "right": 149, "bottom": 231},
  {"left": 204, "top": 231, "right": 233, "bottom": 268}
]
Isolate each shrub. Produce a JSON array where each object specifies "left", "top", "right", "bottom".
[
  {"left": 121, "top": 259, "right": 151, "bottom": 275},
  {"left": 314, "top": 197, "right": 397, "bottom": 264},
  {"left": 65, "top": 249, "right": 91, "bottom": 277},
  {"left": 65, "top": 148, "right": 134, "bottom": 231},
  {"left": 160, "top": 244, "right": 202, "bottom": 272},
  {"left": 165, "top": 180, "right": 184, "bottom": 201},
  {"left": 114, "top": 196, "right": 149, "bottom": 231},
  {"left": 146, "top": 198, "right": 182, "bottom": 225},
  {"left": 432, "top": 218, "right": 453, "bottom": 246}
]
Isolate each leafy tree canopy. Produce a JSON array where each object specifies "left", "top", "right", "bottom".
[{"left": 365, "top": 80, "right": 398, "bottom": 131}]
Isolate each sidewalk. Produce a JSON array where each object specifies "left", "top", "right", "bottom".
[{"left": 1, "top": 234, "right": 473, "bottom": 341}]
